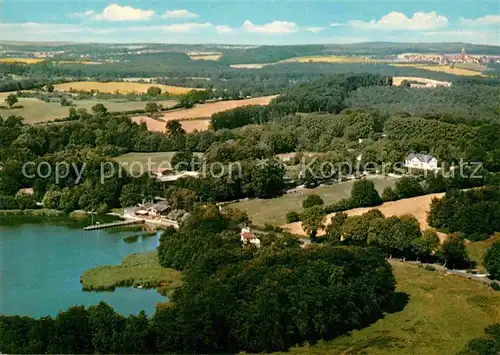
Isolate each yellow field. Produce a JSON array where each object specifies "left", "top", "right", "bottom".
[
  {"left": 0, "top": 58, "right": 44, "bottom": 64},
  {"left": 187, "top": 51, "right": 222, "bottom": 61},
  {"left": 391, "top": 64, "right": 483, "bottom": 76},
  {"left": 282, "top": 55, "right": 382, "bottom": 64},
  {"left": 55, "top": 60, "right": 103, "bottom": 65},
  {"left": 54, "top": 81, "right": 198, "bottom": 95}
]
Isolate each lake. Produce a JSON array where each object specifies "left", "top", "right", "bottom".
[{"left": 0, "top": 215, "right": 166, "bottom": 318}]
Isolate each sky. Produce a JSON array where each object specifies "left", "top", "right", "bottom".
[{"left": 1, "top": 0, "right": 499, "bottom": 45}]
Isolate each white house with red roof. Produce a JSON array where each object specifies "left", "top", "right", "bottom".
[{"left": 240, "top": 227, "right": 261, "bottom": 248}]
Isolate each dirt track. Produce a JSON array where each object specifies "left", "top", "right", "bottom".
[{"left": 282, "top": 193, "right": 447, "bottom": 241}]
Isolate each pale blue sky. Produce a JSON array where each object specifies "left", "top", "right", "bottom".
[{"left": 1, "top": 1, "right": 499, "bottom": 44}]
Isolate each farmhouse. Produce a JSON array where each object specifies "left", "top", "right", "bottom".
[
  {"left": 405, "top": 154, "right": 438, "bottom": 171},
  {"left": 240, "top": 227, "right": 261, "bottom": 248}
]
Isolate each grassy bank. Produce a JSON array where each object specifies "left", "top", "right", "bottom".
[
  {"left": 81, "top": 251, "right": 182, "bottom": 294},
  {"left": 0, "top": 209, "right": 65, "bottom": 217},
  {"left": 283, "top": 261, "right": 500, "bottom": 355}
]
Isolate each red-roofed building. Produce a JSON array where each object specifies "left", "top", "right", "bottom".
[{"left": 240, "top": 227, "right": 261, "bottom": 248}]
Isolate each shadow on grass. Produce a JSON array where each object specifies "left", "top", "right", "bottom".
[
  {"left": 302, "top": 291, "right": 411, "bottom": 351},
  {"left": 0, "top": 105, "right": 24, "bottom": 109},
  {"left": 385, "top": 291, "right": 410, "bottom": 314}
]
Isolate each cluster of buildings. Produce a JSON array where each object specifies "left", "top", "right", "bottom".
[
  {"left": 124, "top": 200, "right": 171, "bottom": 220},
  {"left": 397, "top": 49, "right": 499, "bottom": 65}
]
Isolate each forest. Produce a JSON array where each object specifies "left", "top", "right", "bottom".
[{"left": 428, "top": 187, "right": 500, "bottom": 241}]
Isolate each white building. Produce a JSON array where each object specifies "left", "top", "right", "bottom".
[
  {"left": 405, "top": 154, "right": 438, "bottom": 171},
  {"left": 240, "top": 227, "right": 261, "bottom": 248}
]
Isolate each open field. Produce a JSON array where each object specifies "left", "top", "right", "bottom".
[
  {"left": 229, "top": 177, "right": 396, "bottom": 227},
  {"left": 0, "top": 98, "right": 177, "bottom": 124},
  {"left": 282, "top": 260, "right": 500, "bottom": 355},
  {"left": 132, "top": 116, "right": 211, "bottom": 133},
  {"left": 281, "top": 55, "right": 380, "bottom": 64},
  {"left": 187, "top": 52, "right": 223, "bottom": 61},
  {"left": 132, "top": 95, "right": 277, "bottom": 133},
  {"left": 230, "top": 63, "right": 271, "bottom": 69},
  {"left": 467, "top": 234, "right": 500, "bottom": 273},
  {"left": 392, "top": 76, "right": 451, "bottom": 87},
  {"left": 391, "top": 64, "right": 484, "bottom": 76},
  {"left": 81, "top": 251, "right": 182, "bottom": 292},
  {"left": 54, "top": 81, "right": 198, "bottom": 95},
  {"left": 282, "top": 192, "right": 446, "bottom": 238},
  {"left": 55, "top": 60, "right": 103, "bottom": 65},
  {"left": 113, "top": 151, "right": 203, "bottom": 174},
  {"left": 0, "top": 58, "right": 44, "bottom": 64}
]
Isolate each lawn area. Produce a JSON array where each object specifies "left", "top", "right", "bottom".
[
  {"left": 81, "top": 251, "right": 182, "bottom": 292},
  {"left": 230, "top": 177, "right": 396, "bottom": 227},
  {"left": 282, "top": 261, "right": 500, "bottom": 355},
  {"left": 0, "top": 98, "right": 177, "bottom": 124},
  {"left": 113, "top": 152, "right": 203, "bottom": 175},
  {"left": 467, "top": 234, "right": 500, "bottom": 273}
]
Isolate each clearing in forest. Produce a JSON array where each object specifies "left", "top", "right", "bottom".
[
  {"left": 187, "top": 51, "right": 223, "bottom": 61},
  {"left": 392, "top": 76, "right": 451, "bottom": 87},
  {"left": 230, "top": 177, "right": 396, "bottom": 227}
]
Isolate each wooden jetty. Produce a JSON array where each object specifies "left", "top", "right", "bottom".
[{"left": 84, "top": 219, "right": 144, "bottom": 231}]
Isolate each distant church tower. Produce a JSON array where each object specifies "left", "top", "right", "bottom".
[{"left": 461, "top": 48, "right": 466, "bottom": 60}]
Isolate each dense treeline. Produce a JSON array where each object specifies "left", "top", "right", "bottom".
[
  {"left": 347, "top": 85, "right": 500, "bottom": 124},
  {"left": 428, "top": 187, "right": 500, "bottom": 241},
  {"left": 323, "top": 208, "right": 440, "bottom": 260},
  {"left": 0, "top": 205, "right": 397, "bottom": 354},
  {"left": 219, "top": 45, "right": 326, "bottom": 64},
  {"left": 211, "top": 74, "right": 391, "bottom": 130}
]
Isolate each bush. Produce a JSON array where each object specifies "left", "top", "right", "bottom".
[
  {"left": 484, "top": 241, "right": 500, "bottom": 280},
  {"left": 491, "top": 282, "right": 500, "bottom": 291},
  {"left": 286, "top": 211, "right": 300, "bottom": 223},
  {"left": 394, "top": 177, "right": 424, "bottom": 199},
  {"left": 302, "top": 194, "right": 324, "bottom": 209},
  {"left": 459, "top": 323, "right": 500, "bottom": 354},
  {"left": 350, "top": 179, "right": 382, "bottom": 208},
  {"left": 439, "top": 234, "right": 470, "bottom": 269},
  {"left": 381, "top": 186, "right": 399, "bottom": 202}
]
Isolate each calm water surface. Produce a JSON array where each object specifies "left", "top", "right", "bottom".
[{"left": 0, "top": 216, "right": 166, "bottom": 317}]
